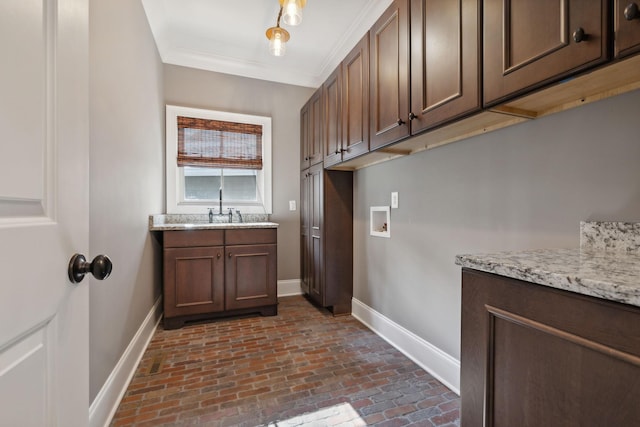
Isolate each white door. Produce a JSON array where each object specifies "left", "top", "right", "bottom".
[{"left": 0, "top": 0, "right": 90, "bottom": 425}]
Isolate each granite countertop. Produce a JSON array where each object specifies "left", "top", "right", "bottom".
[
  {"left": 149, "top": 214, "right": 278, "bottom": 231},
  {"left": 456, "top": 222, "right": 640, "bottom": 308}
]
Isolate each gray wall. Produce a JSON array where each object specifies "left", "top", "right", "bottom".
[
  {"left": 354, "top": 89, "right": 640, "bottom": 360},
  {"left": 164, "top": 65, "right": 315, "bottom": 280},
  {"left": 89, "top": 0, "right": 164, "bottom": 402}
]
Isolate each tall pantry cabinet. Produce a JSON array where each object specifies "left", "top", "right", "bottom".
[{"left": 300, "top": 94, "right": 353, "bottom": 314}]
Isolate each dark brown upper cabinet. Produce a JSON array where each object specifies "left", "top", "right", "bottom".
[
  {"left": 300, "top": 88, "right": 323, "bottom": 170},
  {"left": 324, "top": 34, "right": 371, "bottom": 168},
  {"left": 483, "top": 0, "right": 610, "bottom": 107},
  {"left": 615, "top": 0, "right": 640, "bottom": 58},
  {"left": 340, "top": 34, "right": 370, "bottom": 164},
  {"left": 409, "top": 0, "right": 481, "bottom": 133},
  {"left": 369, "top": 0, "right": 480, "bottom": 149},
  {"left": 369, "top": 0, "right": 410, "bottom": 150},
  {"left": 323, "top": 66, "right": 342, "bottom": 168}
]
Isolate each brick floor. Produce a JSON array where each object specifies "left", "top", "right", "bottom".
[{"left": 111, "top": 296, "right": 460, "bottom": 426}]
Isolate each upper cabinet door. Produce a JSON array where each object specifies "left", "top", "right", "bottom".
[
  {"left": 342, "top": 33, "right": 370, "bottom": 163},
  {"left": 323, "top": 65, "right": 342, "bottom": 168},
  {"left": 410, "top": 0, "right": 480, "bottom": 134},
  {"left": 300, "top": 100, "right": 310, "bottom": 170},
  {"left": 615, "top": 0, "right": 640, "bottom": 58},
  {"left": 309, "top": 88, "right": 324, "bottom": 166},
  {"left": 484, "top": 0, "right": 609, "bottom": 106},
  {"left": 370, "top": 0, "right": 410, "bottom": 150}
]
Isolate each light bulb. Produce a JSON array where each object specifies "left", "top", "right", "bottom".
[
  {"left": 269, "top": 30, "right": 287, "bottom": 56},
  {"left": 282, "top": 0, "right": 303, "bottom": 26}
]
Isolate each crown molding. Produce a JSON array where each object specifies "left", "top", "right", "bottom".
[
  {"left": 161, "top": 47, "right": 323, "bottom": 88},
  {"left": 151, "top": 0, "right": 393, "bottom": 88}
]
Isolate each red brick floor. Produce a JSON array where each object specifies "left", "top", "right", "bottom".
[{"left": 111, "top": 296, "right": 460, "bottom": 426}]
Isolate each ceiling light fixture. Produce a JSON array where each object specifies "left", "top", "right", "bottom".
[
  {"left": 265, "top": 6, "right": 290, "bottom": 57},
  {"left": 280, "top": 0, "right": 306, "bottom": 26}
]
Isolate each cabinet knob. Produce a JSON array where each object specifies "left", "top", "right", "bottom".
[
  {"left": 625, "top": 3, "right": 639, "bottom": 20},
  {"left": 408, "top": 112, "right": 417, "bottom": 121},
  {"left": 340, "top": 148, "right": 347, "bottom": 153},
  {"left": 572, "top": 27, "right": 588, "bottom": 43},
  {"left": 335, "top": 149, "right": 340, "bottom": 155},
  {"left": 217, "top": 253, "right": 221, "bottom": 259},
  {"left": 304, "top": 156, "right": 309, "bottom": 161},
  {"left": 397, "top": 118, "right": 406, "bottom": 126},
  {"left": 228, "top": 252, "right": 232, "bottom": 258}
]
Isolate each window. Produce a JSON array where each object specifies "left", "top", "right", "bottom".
[{"left": 166, "top": 105, "right": 272, "bottom": 214}]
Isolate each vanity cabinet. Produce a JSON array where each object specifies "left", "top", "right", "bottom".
[
  {"left": 162, "top": 228, "right": 277, "bottom": 329},
  {"left": 224, "top": 229, "right": 277, "bottom": 311},
  {"left": 483, "top": 0, "right": 609, "bottom": 106},
  {"left": 615, "top": 0, "right": 640, "bottom": 58},
  {"left": 163, "top": 230, "right": 225, "bottom": 325},
  {"left": 300, "top": 163, "right": 353, "bottom": 314},
  {"left": 300, "top": 88, "right": 323, "bottom": 170},
  {"left": 461, "top": 269, "right": 640, "bottom": 426}
]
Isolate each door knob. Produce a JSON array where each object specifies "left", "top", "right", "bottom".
[{"left": 68, "top": 254, "right": 113, "bottom": 283}]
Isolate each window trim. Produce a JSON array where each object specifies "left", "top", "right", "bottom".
[{"left": 166, "top": 105, "right": 272, "bottom": 214}]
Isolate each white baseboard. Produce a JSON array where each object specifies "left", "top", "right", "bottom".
[
  {"left": 351, "top": 298, "right": 460, "bottom": 395},
  {"left": 278, "top": 279, "right": 303, "bottom": 297},
  {"left": 89, "top": 297, "right": 163, "bottom": 427}
]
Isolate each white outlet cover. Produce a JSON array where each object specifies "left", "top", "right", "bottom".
[
  {"left": 391, "top": 192, "right": 398, "bottom": 209},
  {"left": 289, "top": 200, "right": 296, "bottom": 211}
]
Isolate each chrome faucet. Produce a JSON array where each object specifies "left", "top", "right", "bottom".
[
  {"left": 208, "top": 208, "right": 214, "bottom": 223},
  {"left": 236, "top": 209, "right": 243, "bottom": 223},
  {"left": 228, "top": 208, "right": 234, "bottom": 223},
  {"left": 218, "top": 187, "right": 223, "bottom": 216}
]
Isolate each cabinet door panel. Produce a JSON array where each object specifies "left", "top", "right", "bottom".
[
  {"left": 225, "top": 244, "right": 277, "bottom": 310},
  {"left": 342, "top": 34, "right": 370, "bottom": 162},
  {"left": 309, "top": 163, "right": 323, "bottom": 304},
  {"left": 164, "top": 246, "right": 224, "bottom": 318},
  {"left": 300, "top": 102, "right": 310, "bottom": 170},
  {"left": 300, "top": 169, "right": 311, "bottom": 294},
  {"left": 615, "top": 0, "right": 640, "bottom": 58},
  {"left": 370, "top": 0, "right": 410, "bottom": 150},
  {"left": 323, "top": 66, "right": 342, "bottom": 167},
  {"left": 410, "top": 0, "right": 480, "bottom": 133},
  {"left": 309, "top": 89, "right": 323, "bottom": 166},
  {"left": 461, "top": 269, "right": 640, "bottom": 426},
  {"left": 484, "top": 0, "right": 608, "bottom": 106}
]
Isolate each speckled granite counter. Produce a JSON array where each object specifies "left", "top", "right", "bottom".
[
  {"left": 149, "top": 214, "right": 278, "bottom": 231},
  {"left": 455, "top": 221, "right": 640, "bottom": 308}
]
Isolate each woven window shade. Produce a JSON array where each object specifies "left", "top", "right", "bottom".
[{"left": 177, "top": 116, "right": 263, "bottom": 169}]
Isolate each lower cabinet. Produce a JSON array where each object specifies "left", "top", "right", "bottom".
[
  {"left": 461, "top": 268, "right": 640, "bottom": 426},
  {"left": 163, "top": 228, "right": 277, "bottom": 329}
]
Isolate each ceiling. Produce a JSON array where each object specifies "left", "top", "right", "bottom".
[{"left": 141, "top": 0, "right": 393, "bottom": 88}]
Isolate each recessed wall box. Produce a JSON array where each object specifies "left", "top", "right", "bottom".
[{"left": 370, "top": 206, "right": 390, "bottom": 238}]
